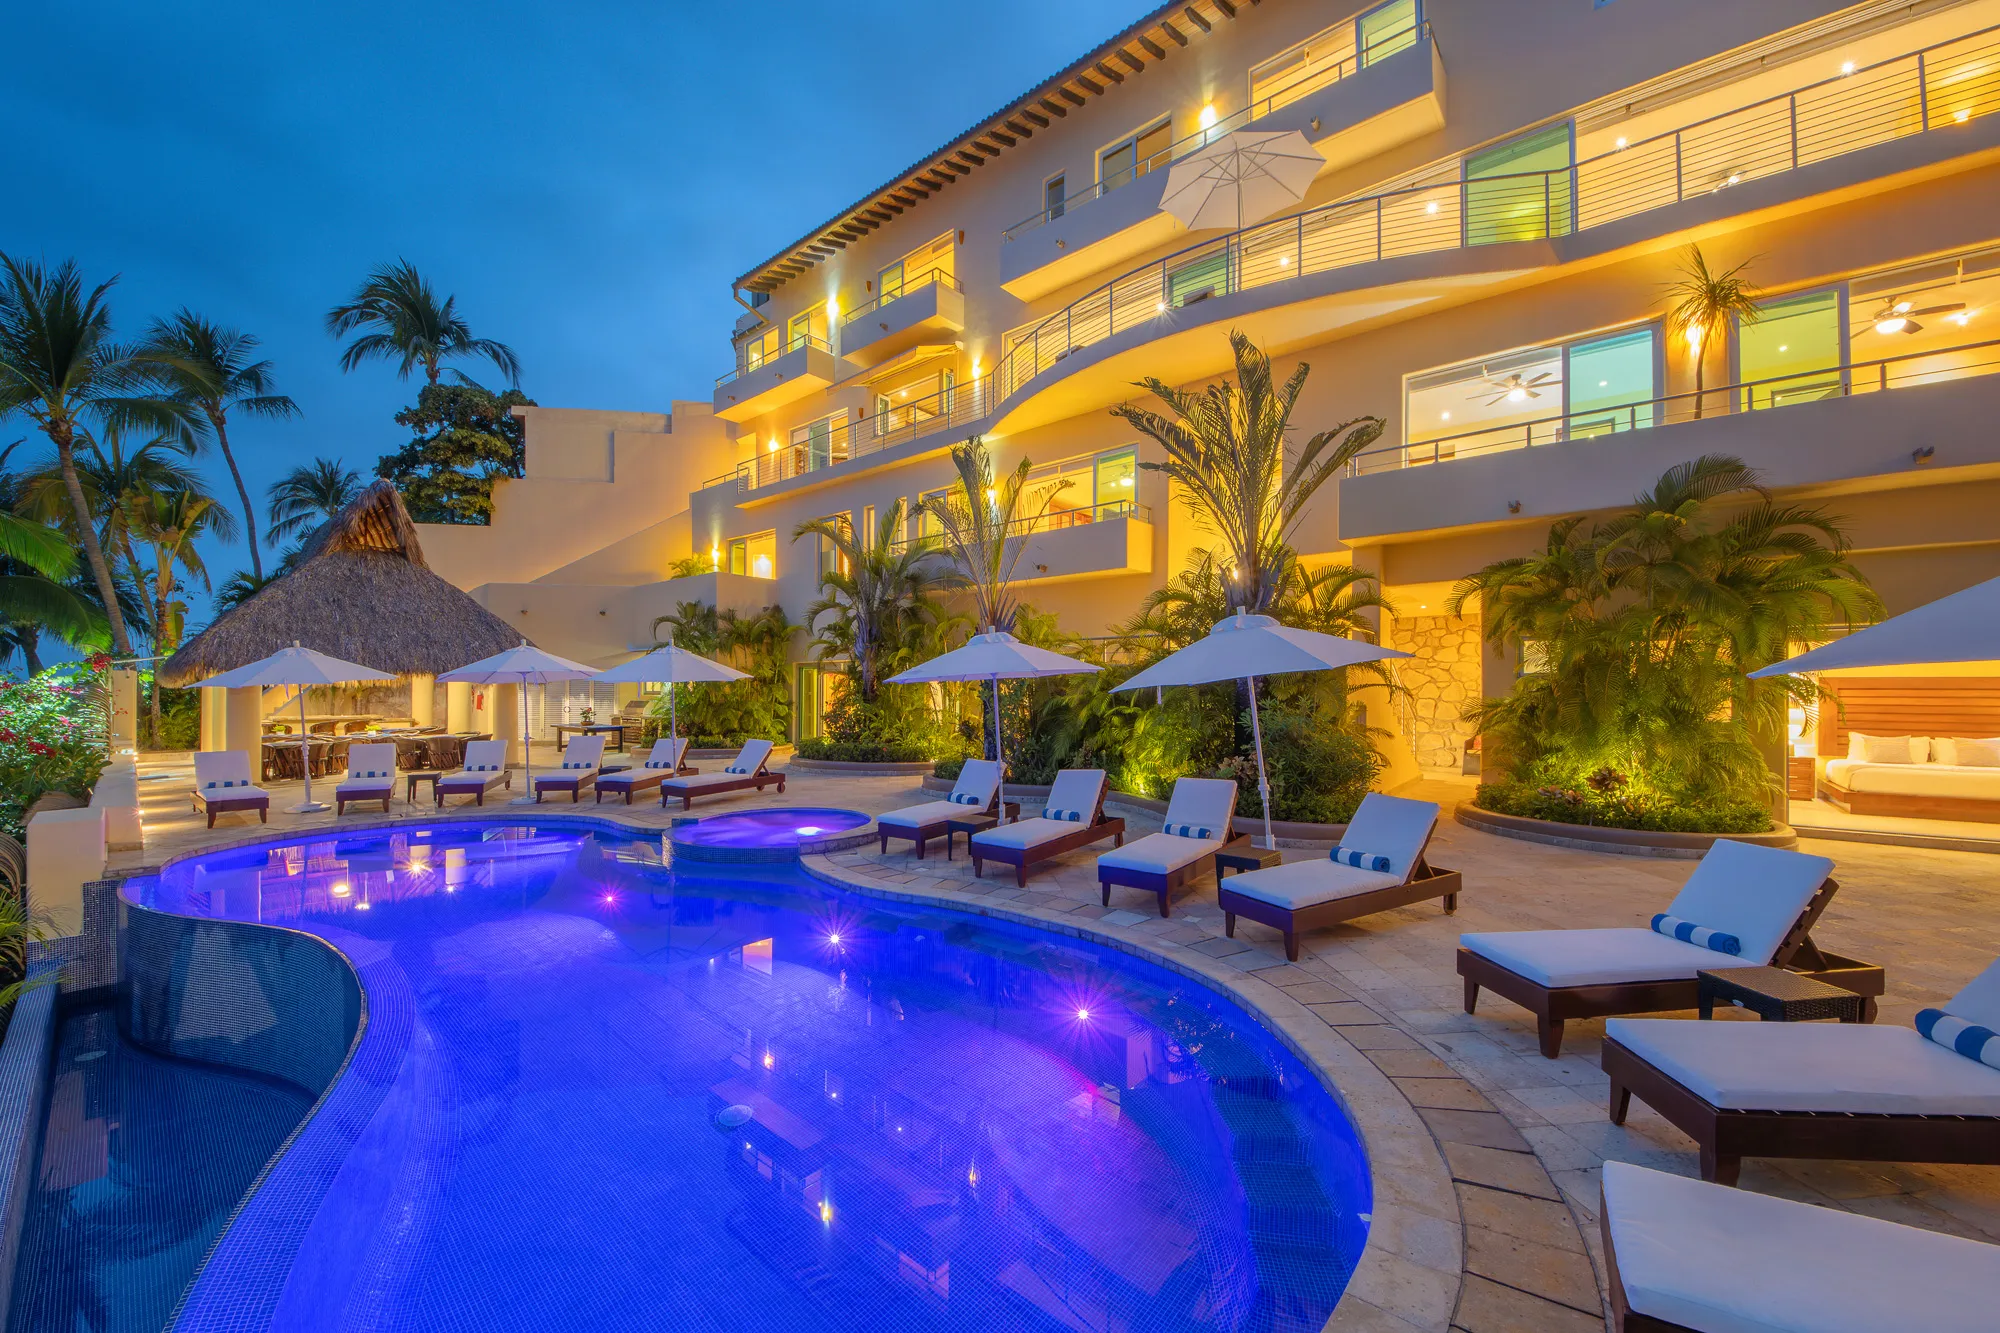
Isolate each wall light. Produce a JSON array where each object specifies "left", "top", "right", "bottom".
[
  {"left": 827, "top": 294, "right": 840, "bottom": 320},
  {"left": 1841, "top": 60, "right": 1857, "bottom": 75},
  {"left": 1199, "top": 104, "right": 1218, "bottom": 131},
  {"left": 753, "top": 554, "right": 773, "bottom": 578},
  {"left": 1957, "top": 108, "right": 1972, "bottom": 123},
  {"left": 1426, "top": 201, "right": 1439, "bottom": 214},
  {"left": 766, "top": 438, "right": 779, "bottom": 453},
  {"left": 1441, "top": 410, "right": 1451, "bottom": 420},
  {"left": 710, "top": 545, "right": 720, "bottom": 570},
  {"left": 1615, "top": 136, "right": 1628, "bottom": 149}
]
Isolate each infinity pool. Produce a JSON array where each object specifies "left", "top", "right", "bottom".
[{"left": 109, "top": 823, "right": 1369, "bottom": 1332}]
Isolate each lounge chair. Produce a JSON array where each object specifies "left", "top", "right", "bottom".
[
  {"left": 876, "top": 760, "right": 1004, "bottom": 857},
  {"left": 435, "top": 740, "right": 511, "bottom": 807},
  {"left": 1097, "top": 777, "right": 1243, "bottom": 918},
  {"left": 969, "top": 768, "right": 1124, "bottom": 886},
  {"left": 1217, "top": 793, "right": 1461, "bottom": 961},
  {"left": 190, "top": 750, "right": 269, "bottom": 828},
  {"left": 1600, "top": 1161, "right": 2000, "bottom": 1332},
  {"left": 534, "top": 735, "right": 606, "bottom": 802},
  {"left": 1602, "top": 958, "right": 2000, "bottom": 1185},
  {"left": 1459, "top": 840, "right": 1867, "bottom": 1058},
  {"left": 594, "top": 737, "right": 694, "bottom": 804},
  {"left": 658, "top": 739, "right": 784, "bottom": 809},
  {"left": 334, "top": 743, "right": 398, "bottom": 816}
]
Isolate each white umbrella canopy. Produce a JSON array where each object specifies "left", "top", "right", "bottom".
[
  {"left": 1160, "top": 128, "right": 1324, "bottom": 233},
  {"left": 889, "top": 631, "right": 1101, "bottom": 822},
  {"left": 196, "top": 642, "right": 396, "bottom": 814},
  {"left": 439, "top": 641, "right": 598, "bottom": 804},
  {"left": 593, "top": 644, "right": 749, "bottom": 751},
  {"left": 1750, "top": 575, "right": 2000, "bottom": 677},
  {"left": 1115, "top": 612, "right": 1412, "bottom": 849}
]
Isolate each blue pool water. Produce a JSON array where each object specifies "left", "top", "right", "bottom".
[
  {"left": 108, "top": 823, "right": 1369, "bottom": 1332},
  {"left": 672, "top": 806, "right": 873, "bottom": 848}
]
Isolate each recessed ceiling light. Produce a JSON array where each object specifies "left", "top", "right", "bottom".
[{"left": 1841, "top": 60, "right": 1856, "bottom": 75}]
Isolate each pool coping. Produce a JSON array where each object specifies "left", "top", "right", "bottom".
[{"left": 84, "top": 807, "right": 1476, "bottom": 1333}]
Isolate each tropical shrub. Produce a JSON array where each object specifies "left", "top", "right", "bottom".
[
  {"left": 644, "top": 603, "right": 792, "bottom": 744},
  {"left": 0, "top": 666, "right": 108, "bottom": 838},
  {"left": 141, "top": 680, "right": 200, "bottom": 750},
  {"left": 1474, "top": 779, "right": 1771, "bottom": 834},
  {"left": 795, "top": 695, "right": 944, "bottom": 764},
  {"left": 1210, "top": 701, "right": 1379, "bottom": 825}
]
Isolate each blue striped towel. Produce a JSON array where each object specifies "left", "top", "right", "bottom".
[
  {"left": 204, "top": 779, "right": 248, "bottom": 789},
  {"left": 1331, "top": 846, "right": 1392, "bottom": 871},
  {"left": 1916, "top": 1008, "right": 2000, "bottom": 1071},
  {"left": 350, "top": 770, "right": 389, "bottom": 780},
  {"left": 644, "top": 760, "right": 673, "bottom": 769},
  {"left": 1046, "top": 808, "right": 1085, "bottom": 822},
  {"left": 1164, "top": 822, "right": 1214, "bottom": 839},
  {"left": 1650, "top": 913, "right": 1742, "bottom": 956},
  {"left": 562, "top": 761, "right": 592, "bottom": 770},
  {"left": 725, "top": 765, "right": 752, "bottom": 774},
  {"left": 467, "top": 764, "right": 499, "bottom": 772},
  {"left": 949, "top": 792, "right": 983, "bottom": 805}
]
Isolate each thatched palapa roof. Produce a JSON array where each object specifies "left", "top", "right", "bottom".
[{"left": 160, "top": 481, "right": 528, "bottom": 687}]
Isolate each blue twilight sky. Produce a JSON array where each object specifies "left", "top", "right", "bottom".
[{"left": 3, "top": 0, "right": 1137, "bottom": 627}]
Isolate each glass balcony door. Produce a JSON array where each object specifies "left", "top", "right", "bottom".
[
  {"left": 1736, "top": 290, "right": 1845, "bottom": 411},
  {"left": 1465, "top": 122, "right": 1573, "bottom": 245}
]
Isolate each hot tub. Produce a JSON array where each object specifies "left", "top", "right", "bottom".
[{"left": 669, "top": 806, "right": 874, "bottom": 863}]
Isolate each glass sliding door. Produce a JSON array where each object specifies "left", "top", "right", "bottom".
[
  {"left": 1737, "top": 291, "right": 1844, "bottom": 411},
  {"left": 1465, "top": 123, "right": 1573, "bottom": 245},
  {"left": 1564, "top": 327, "right": 1658, "bottom": 437},
  {"left": 1093, "top": 446, "right": 1138, "bottom": 516},
  {"left": 1358, "top": 0, "right": 1419, "bottom": 66}
]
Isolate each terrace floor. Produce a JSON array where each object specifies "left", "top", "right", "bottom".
[{"left": 117, "top": 749, "right": 2000, "bottom": 1332}]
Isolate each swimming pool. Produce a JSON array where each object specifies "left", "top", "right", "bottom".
[
  {"left": 669, "top": 807, "right": 874, "bottom": 861},
  {"left": 111, "top": 822, "right": 1370, "bottom": 1332}
]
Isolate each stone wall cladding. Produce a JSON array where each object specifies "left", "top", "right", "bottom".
[{"left": 1393, "top": 613, "right": 1483, "bottom": 774}]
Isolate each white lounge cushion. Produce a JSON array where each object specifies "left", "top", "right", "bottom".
[
  {"left": 1947, "top": 958, "right": 2000, "bottom": 1032},
  {"left": 439, "top": 770, "right": 505, "bottom": 789},
  {"left": 1099, "top": 832, "right": 1225, "bottom": 876},
  {"left": 337, "top": 776, "right": 395, "bottom": 792},
  {"left": 194, "top": 750, "right": 257, "bottom": 790},
  {"left": 200, "top": 783, "right": 269, "bottom": 801},
  {"left": 1339, "top": 792, "right": 1439, "bottom": 880},
  {"left": 971, "top": 817, "right": 1102, "bottom": 853},
  {"left": 1824, "top": 758, "right": 2000, "bottom": 800},
  {"left": 1160, "top": 777, "right": 1237, "bottom": 840},
  {"left": 1606, "top": 1017, "right": 2000, "bottom": 1116},
  {"left": 1660, "top": 840, "right": 1831, "bottom": 966},
  {"left": 666, "top": 770, "right": 765, "bottom": 791},
  {"left": 1603, "top": 1160, "right": 2000, "bottom": 1333},
  {"left": 878, "top": 800, "right": 970, "bottom": 830},
  {"left": 1223, "top": 858, "right": 1403, "bottom": 909},
  {"left": 596, "top": 768, "right": 661, "bottom": 788},
  {"left": 452, "top": 741, "right": 508, "bottom": 777},
  {"left": 629, "top": 737, "right": 688, "bottom": 772},
  {"left": 1461, "top": 928, "right": 1764, "bottom": 988},
  {"left": 947, "top": 759, "right": 1002, "bottom": 810},
  {"left": 720, "top": 738, "right": 774, "bottom": 775},
  {"left": 1040, "top": 768, "right": 1107, "bottom": 823}
]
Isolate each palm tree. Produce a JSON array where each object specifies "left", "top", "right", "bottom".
[
  {"left": 128, "top": 489, "right": 234, "bottom": 737},
  {"left": 918, "top": 439, "right": 1066, "bottom": 637},
  {"left": 0, "top": 444, "right": 97, "bottom": 672},
  {"left": 1114, "top": 330, "right": 1383, "bottom": 613},
  {"left": 0, "top": 254, "right": 189, "bottom": 655},
  {"left": 325, "top": 260, "right": 521, "bottom": 387},
  {"left": 793, "top": 498, "right": 955, "bottom": 703},
  {"left": 267, "top": 456, "right": 363, "bottom": 544},
  {"left": 1664, "top": 245, "right": 1762, "bottom": 419},
  {"left": 139, "top": 310, "right": 300, "bottom": 579},
  {"left": 213, "top": 568, "right": 279, "bottom": 614}
]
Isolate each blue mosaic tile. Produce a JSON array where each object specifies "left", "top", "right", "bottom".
[{"left": 93, "top": 823, "right": 1369, "bottom": 1332}]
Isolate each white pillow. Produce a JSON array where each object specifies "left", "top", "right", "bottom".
[
  {"left": 1935, "top": 736, "right": 2000, "bottom": 768},
  {"left": 1848, "top": 732, "right": 1925, "bottom": 764}
]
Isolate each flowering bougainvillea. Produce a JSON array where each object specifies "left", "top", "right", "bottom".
[{"left": 0, "top": 666, "right": 109, "bottom": 840}]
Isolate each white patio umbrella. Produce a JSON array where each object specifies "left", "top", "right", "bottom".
[
  {"left": 197, "top": 642, "right": 395, "bottom": 814},
  {"left": 1160, "top": 128, "right": 1324, "bottom": 234},
  {"left": 1750, "top": 575, "right": 2000, "bottom": 676},
  {"left": 439, "top": 641, "right": 597, "bottom": 805},
  {"left": 888, "top": 630, "right": 1101, "bottom": 823},
  {"left": 1115, "top": 611, "right": 1411, "bottom": 850},
  {"left": 593, "top": 641, "right": 749, "bottom": 752}
]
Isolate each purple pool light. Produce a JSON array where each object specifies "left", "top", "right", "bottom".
[{"left": 670, "top": 806, "right": 871, "bottom": 860}]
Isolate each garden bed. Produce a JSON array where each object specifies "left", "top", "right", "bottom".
[
  {"left": 919, "top": 777, "right": 1352, "bottom": 845},
  {"left": 1455, "top": 804, "right": 1797, "bottom": 859},
  {"left": 790, "top": 757, "right": 935, "bottom": 778}
]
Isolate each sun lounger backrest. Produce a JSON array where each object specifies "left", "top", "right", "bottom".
[
  {"left": 725, "top": 738, "right": 774, "bottom": 775},
  {"left": 1342, "top": 793, "right": 1440, "bottom": 880},
  {"left": 949, "top": 759, "right": 1002, "bottom": 810},
  {"left": 641, "top": 737, "right": 688, "bottom": 770},
  {"left": 1163, "top": 777, "right": 1236, "bottom": 839},
  {"left": 345, "top": 743, "right": 397, "bottom": 780},
  {"left": 558, "top": 735, "right": 606, "bottom": 770},
  {"left": 1946, "top": 959, "right": 2000, "bottom": 1031},
  {"left": 460, "top": 740, "right": 507, "bottom": 773},
  {"left": 1665, "top": 840, "right": 1834, "bottom": 965},
  {"left": 194, "top": 749, "right": 255, "bottom": 789},
  {"left": 1043, "top": 769, "right": 1107, "bottom": 822}
]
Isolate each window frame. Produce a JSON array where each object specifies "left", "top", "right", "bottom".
[
  {"left": 1731, "top": 284, "right": 1850, "bottom": 411},
  {"left": 1098, "top": 117, "right": 1173, "bottom": 195}
]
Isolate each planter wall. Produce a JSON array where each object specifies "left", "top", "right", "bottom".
[
  {"left": 1455, "top": 804, "right": 1797, "bottom": 859},
  {"left": 789, "top": 757, "right": 935, "bottom": 778}
]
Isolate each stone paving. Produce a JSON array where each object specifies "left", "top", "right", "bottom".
[{"left": 117, "top": 751, "right": 2000, "bottom": 1332}]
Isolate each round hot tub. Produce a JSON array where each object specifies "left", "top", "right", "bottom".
[{"left": 669, "top": 806, "right": 874, "bottom": 863}]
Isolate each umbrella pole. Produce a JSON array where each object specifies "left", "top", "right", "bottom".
[
  {"left": 295, "top": 686, "right": 327, "bottom": 813},
  {"left": 515, "top": 679, "right": 536, "bottom": 804},
  {"left": 1246, "top": 674, "right": 1275, "bottom": 850},
  {"left": 991, "top": 673, "right": 1007, "bottom": 823}
]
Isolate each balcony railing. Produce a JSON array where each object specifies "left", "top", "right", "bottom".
[
  {"left": 1002, "top": 21, "right": 1431, "bottom": 240},
  {"left": 716, "top": 333, "right": 830, "bottom": 388},
  {"left": 894, "top": 500, "right": 1152, "bottom": 552},
  {"left": 991, "top": 23, "right": 2000, "bottom": 409},
  {"left": 1346, "top": 336, "right": 2000, "bottom": 474},
  {"left": 840, "top": 268, "right": 961, "bottom": 328},
  {"left": 703, "top": 375, "right": 998, "bottom": 492}
]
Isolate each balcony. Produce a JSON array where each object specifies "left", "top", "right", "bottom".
[
  {"left": 703, "top": 375, "right": 996, "bottom": 498},
  {"left": 985, "top": 22, "right": 2000, "bottom": 430},
  {"left": 838, "top": 272, "right": 966, "bottom": 369},
  {"left": 1340, "top": 337, "right": 2000, "bottom": 541},
  {"left": 713, "top": 335, "right": 836, "bottom": 424},
  {"left": 997, "top": 21, "right": 1442, "bottom": 302},
  {"left": 895, "top": 502, "right": 1154, "bottom": 582}
]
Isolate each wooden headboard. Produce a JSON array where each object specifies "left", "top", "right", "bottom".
[{"left": 1816, "top": 678, "right": 2000, "bottom": 755}]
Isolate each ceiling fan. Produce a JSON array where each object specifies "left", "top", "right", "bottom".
[
  {"left": 1867, "top": 297, "right": 1967, "bottom": 334},
  {"left": 1473, "top": 370, "right": 1559, "bottom": 405}
]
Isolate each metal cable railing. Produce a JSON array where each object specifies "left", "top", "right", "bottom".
[
  {"left": 1347, "top": 336, "right": 2000, "bottom": 474},
  {"left": 840, "top": 268, "right": 961, "bottom": 328},
  {"left": 716, "top": 333, "right": 830, "bottom": 388},
  {"left": 892, "top": 499, "right": 1152, "bottom": 552}
]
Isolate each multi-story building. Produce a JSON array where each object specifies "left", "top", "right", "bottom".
[{"left": 424, "top": 0, "right": 2000, "bottom": 792}]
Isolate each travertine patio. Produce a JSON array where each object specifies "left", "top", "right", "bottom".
[{"left": 118, "top": 750, "right": 2000, "bottom": 1332}]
